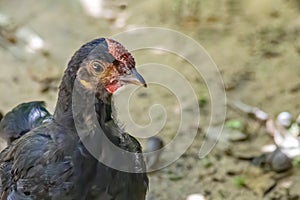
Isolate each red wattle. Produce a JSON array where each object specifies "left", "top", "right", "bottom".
[{"left": 105, "top": 84, "right": 118, "bottom": 94}]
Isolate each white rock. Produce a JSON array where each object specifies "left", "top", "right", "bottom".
[
  {"left": 79, "top": 0, "right": 114, "bottom": 19},
  {"left": 15, "top": 28, "right": 45, "bottom": 53},
  {"left": 276, "top": 112, "right": 292, "bottom": 127},
  {"left": 266, "top": 119, "right": 300, "bottom": 158},
  {"left": 186, "top": 194, "right": 206, "bottom": 200},
  {"left": 261, "top": 144, "right": 276, "bottom": 153},
  {"left": 253, "top": 108, "right": 269, "bottom": 121}
]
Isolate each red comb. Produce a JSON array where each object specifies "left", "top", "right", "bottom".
[{"left": 106, "top": 38, "right": 135, "bottom": 69}]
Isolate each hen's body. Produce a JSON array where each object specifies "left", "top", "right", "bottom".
[
  {"left": 0, "top": 38, "right": 148, "bottom": 200},
  {"left": 0, "top": 121, "right": 97, "bottom": 200},
  {"left": 86, "top": 100, "right": 148, "bottom": 200},
  {"left": 0, "top": 100, "right": 148, "bottom": 200},
  {"left": 0, "top": 102, "right": 147, "bottom": 200}
]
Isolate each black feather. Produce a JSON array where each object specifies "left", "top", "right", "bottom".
[{"left": 0, "top": 101, "right": 51, "bottom": 144}]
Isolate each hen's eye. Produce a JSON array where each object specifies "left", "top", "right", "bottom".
[
  {"left": 113, "top": 59, "right": 119, "bottom": 66},
  {"left": 92, "top": 62, "right": 103, "bottom": 72}
]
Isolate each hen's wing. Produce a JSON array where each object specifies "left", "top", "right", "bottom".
[
  {"left": 0, "top": 101, "right": 52, "bottom": 144},
  {"left": 0, "top": 122, "right": 96, "bottom": 200}
]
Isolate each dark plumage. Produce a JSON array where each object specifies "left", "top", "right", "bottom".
[
  {"left": 0, "top": 38, "right": 148, "bottom": 200},
  {"left": 0, "top": 101, "right": 51, "bottom": 144}
]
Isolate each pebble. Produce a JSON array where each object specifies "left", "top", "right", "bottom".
[
  {"left": 261, "top": 144, "right": 277, "bottom": 153},
  {"left": 276, "top": 112, "right": 291, "bottom": 127},
  {"left": 0, "top": 12, "right": 47, "bottom": 58},
  {"left": 253, "top": 108, "right": 269, "bottom": 121},
  {"left": 186, "top": 193, "right": 206, "bottom": 200},
  {"left": 266, "top": 148, "right": 292, "bottom": 172},
  {"left": 253, "top": 148, "right": 292, "bottom": 172},
  {"left": 79, "top": 0, "right": 112, "bottom": 18}
]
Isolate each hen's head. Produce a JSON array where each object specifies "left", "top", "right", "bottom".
[{"left": 68, "top": 38, "right": 146, "bottom": 96}]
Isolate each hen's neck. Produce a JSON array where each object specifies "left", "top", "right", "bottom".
[
  {"left": 53, "top": 70, "right": 115, "bottom": 135},
  {"left": 95, "top": 95, "right": 124, "bottom": 142},
  {"left": 53, "top": 72, "right": 76, "bottom": 129}
]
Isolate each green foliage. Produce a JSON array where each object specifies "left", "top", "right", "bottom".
[
  {"left": 232, "top": 176, "right": 245, "bottom": 187},
  {"left": 292, "top": 156, "right": 300, "bottom": 168},
  {"left": 225, "top": 119, "right": 242, "bottom": 130},
  {"left": 198, "top": 96, "right": 208, "bottom": 108},
  {"left": 201, "top": 157, "right": 212, "bottom": 168}
]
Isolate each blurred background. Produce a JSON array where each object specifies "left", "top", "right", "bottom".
[{"left": 0, "top": 0, "right": 300, "bottom": 199}]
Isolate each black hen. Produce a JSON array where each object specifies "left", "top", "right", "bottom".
[{"left": 0, "top": 38, "right": 148, "bottom": 200}]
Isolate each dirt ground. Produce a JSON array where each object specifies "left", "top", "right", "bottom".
[{"left": 0, "top": 0, "right": 300, "bottom": 199}]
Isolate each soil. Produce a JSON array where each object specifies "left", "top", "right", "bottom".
[{"left": 0, "top": 0, "right": 300, "bottom": 199}]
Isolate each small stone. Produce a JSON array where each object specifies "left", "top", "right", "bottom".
[
  {"left": 253, "top": 108, "right": 269, "bottom": 121},
  {"left": 266, "top": 149, "right": 292, "bottom": 173},
  {"left": 186, "top": 193, "right": 206, "bottom": 200},
  {"left": 261, "top": 144, "right": 277, "bottom": 153},
  {"left": 276, "top": 112, "right": 292, "bottom": 128},
  {"left": 253, "top": 149, "right": 293, "bottom": 172},
  {"left": 280, "top": 180, "right": 292, "bottom": 189}
]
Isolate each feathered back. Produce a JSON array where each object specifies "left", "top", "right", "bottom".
[{"left": 0, "top": 101, "right": 51, "bottom": 144}]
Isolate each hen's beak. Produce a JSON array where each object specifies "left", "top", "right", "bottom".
[{"left": 119, "top": 68, "right": 147, "bottom": 87}]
